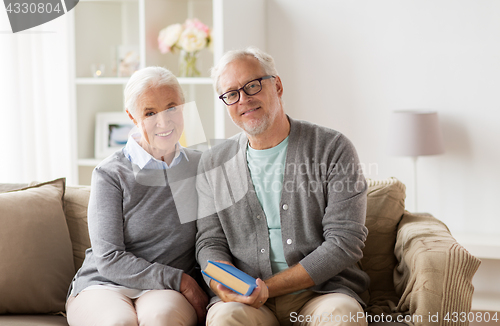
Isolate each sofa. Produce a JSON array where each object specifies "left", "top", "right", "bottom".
[{"left": 0, "top": 177, "right": 480, "bottom": 326}]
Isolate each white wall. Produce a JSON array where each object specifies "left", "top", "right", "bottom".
[
  {"left": 265, "top": 0, "right": 500, "bottom": 236},
  {"left": 216, "top": 0, "right": 269, "bottom": 138}
]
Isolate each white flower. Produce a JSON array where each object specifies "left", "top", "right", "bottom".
[
  {"left": 178, "top": 27, "right": 207, "bottom": 52},
  {"left": 158, "top": 23, "right": 183, "bottom": 53}
]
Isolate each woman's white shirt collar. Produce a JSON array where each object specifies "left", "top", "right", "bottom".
[{"left": 123, "top": 132, "right": 188, "bottom": 169}]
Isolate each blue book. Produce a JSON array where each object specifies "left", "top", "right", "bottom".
[{"left": 202, "top": 260, "right": 257, "bottom": 296}]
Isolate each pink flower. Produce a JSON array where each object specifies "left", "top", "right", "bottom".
[{"left": 185, "top": 18, "right": 210, "bottom": 36}]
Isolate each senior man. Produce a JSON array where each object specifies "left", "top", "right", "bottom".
[{"left": 196, "top": 47, "right": 369, "bottom": 326}]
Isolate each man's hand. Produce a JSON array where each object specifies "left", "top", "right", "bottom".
[
  {"left": 211, "top": 278, "right": 269, "bottom": 309},
  {"left": 180, "top": 273, "right": 209, "bottom": 323},
  {"left": 208, "top": 260, "right": 269, "bottom": 309}
]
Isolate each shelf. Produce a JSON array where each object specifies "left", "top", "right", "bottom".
[
  {"left": 76, "top": 77, "right": 213, "bottom": 85},
  {"left": 80, "top": 0, "right": 138, "bottom": 2},
  {"left": 76, "top": 77, "right": 129, "bottom": 85},
  {"left": 453, "top": 233, "right": 500, "bottom": 260},
  {"left": 78, "top": 158, "right": 105, "bottom": 167},
  {"left": 177, "top": 77, "right": 213, "bottom": 85},
  {"left": 472, "top": 292, "right": 500, "bottom": 312}
]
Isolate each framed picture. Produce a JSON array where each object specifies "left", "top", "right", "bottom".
[{"left": 95, "top": 112, "right": 135, "bottom": 159}]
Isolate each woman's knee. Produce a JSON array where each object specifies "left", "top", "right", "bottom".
[
  {"left": 139, "top": 307, "right": 188, "bottom": 325},
  {"left": 67, "top": 311, "right": 138, "bottom": 326},
  {"left": 66, "top": 291, "right": 138, "bottom": 326},
  {"left": 135, "top": 290, "right": 197, "bottom": 326}
]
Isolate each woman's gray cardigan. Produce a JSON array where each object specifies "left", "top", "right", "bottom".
[{"left": 69, "top": 148, "right": 201, "bottom": 297}]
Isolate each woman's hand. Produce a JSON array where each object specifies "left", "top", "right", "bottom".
[
  {"left": 180, "top": 273, "right": 209, "bottom": 324},
  {"left": 211, "top": 278, "right": 269, "bottom": 309}
]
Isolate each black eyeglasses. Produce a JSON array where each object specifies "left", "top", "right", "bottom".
[{"left": 219, "top": 75, "right": 275, "bottom": 105}]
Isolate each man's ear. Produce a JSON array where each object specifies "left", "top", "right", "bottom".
[
  {"left": 126, "top": 109, "right": 137, "bottom": 125},
  {"left": 274, "top": 76, "right": 284, "bottom": 97}
]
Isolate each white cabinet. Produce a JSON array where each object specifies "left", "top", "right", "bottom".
[
  {"left": 70, "top": 0, "right": 267, "bottom": 184},
  {"left": 454, "top": 233, "right": 500, "bottom": 312}
]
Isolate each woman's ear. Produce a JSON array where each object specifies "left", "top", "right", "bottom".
[{"left": 126, "top": 109, "right": 137, "bottom": 125}]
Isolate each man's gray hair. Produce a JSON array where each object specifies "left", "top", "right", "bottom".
[
  {"left": 124, "top": 66, "right": 185, "bottom": 117},
  {"left": 211, "top": 47, "right": 279, "bottom": 95}
]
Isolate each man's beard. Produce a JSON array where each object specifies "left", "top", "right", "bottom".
[
  {"left": 238, "top": 115, "right": 270, "bottom": 136},
  {"left": 234, "top": 104, "right": 280, "bottom": 137}
]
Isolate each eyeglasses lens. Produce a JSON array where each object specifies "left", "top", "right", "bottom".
[
  {"left": 243, "top": 80, "right": 262, "bottom": 96},
  {"left": 223, "top": 91, "right": 239, "bottom": 105},
  {"left": 221, "top": 78, "right": 264, "bottom": 105}
]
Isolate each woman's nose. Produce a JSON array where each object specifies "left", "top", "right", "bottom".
[{"left": 155, "top": 110, "right": 171, "bottom": 126}]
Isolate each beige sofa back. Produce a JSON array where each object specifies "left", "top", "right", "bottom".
[
  {"left": 362, "top": 178, "right": 407, "bottom": 313},
  {"left": 61, "top": 178, "right": 408, "bottom": 308},
  {"left": 0, "top": 182, "right": 93, "bottom": 273},
  {"left": 0, "top": 178, "right": 409, "bottom": 316},
  {"left": 0, "top": 180, "right": 79, "bottom": 315},
  {"left": 63, "top": 186, "right": 92, "bottom": 272}
]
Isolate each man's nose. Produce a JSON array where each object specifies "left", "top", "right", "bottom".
[{"left": 238, "top": 89, "right": 251, "bottom": 103}]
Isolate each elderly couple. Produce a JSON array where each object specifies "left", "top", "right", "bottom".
[{"left": 66, "top": 47, "right": 370, "bottom": 326}]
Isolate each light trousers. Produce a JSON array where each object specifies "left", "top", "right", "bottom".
[
  {"left": 66, "top": 289, "right": 197, "bottom": 326},
  {"left": 206, "top": 291, "right": 368, "bottom": 326}
]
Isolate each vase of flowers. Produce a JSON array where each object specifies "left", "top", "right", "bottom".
[
  {"left": 178, "top": 50, "right": 199, "bottom": 78},
  {"left": 158, "top": 18, "right": 211, "bottom": 77}
]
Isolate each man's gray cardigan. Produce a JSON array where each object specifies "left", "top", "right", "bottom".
[{"left": 196, "top": 117, "right": 370, "bottom": 306}]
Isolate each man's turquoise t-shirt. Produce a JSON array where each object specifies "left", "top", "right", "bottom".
[{"left": 246, "top": 137, "right": 289, "bottom": 274}]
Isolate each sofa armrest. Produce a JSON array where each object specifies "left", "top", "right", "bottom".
[{"left": 394, "top": 212, "right": 481, "bottom": 326}]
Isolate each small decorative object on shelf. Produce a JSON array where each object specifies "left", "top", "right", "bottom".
[
  {"left": 91, "top": 64, "right": 105, "bottom": 78},
  {"left": 116, "top": 45, "right": 140, "bottom": 77},
  {"left": 158, "top": 18, "right": 211, "bottom": 77}
]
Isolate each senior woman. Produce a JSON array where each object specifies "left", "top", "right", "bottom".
[{"left": 66, "top": 67, "right": 208, "bottom": 326}]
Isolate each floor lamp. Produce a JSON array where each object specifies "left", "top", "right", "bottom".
[{"left": 387, "top": 110, "right": 445, "bottom": 212}]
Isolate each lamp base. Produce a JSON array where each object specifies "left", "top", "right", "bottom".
[{"left": 412, "top": 156, "right": 418, "bottom": 212}]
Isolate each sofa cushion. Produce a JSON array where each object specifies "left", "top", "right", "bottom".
[
  {"left": 0, "top": 183, "right": 28, "bottom": 193},
  {"left": 362, "top": 178, "right": 406, "bottom": 313},
  {"left": 0, "top": 315, "right": 68, "bottom": 326},
  {"left": 0, "top": 178, "right": 75, "bottom": 314},
  {"left": 64, "top": 186, "right": 91, "bottom": 271}
]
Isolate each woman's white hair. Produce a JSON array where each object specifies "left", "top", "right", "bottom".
[
  {"left": 211, "top": 47, "right": 279, "bottom": 95},
  {"left": 124, "top": 66, "right": 184, "bottom": 117}
]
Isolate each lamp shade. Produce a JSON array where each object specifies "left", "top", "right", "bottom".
[{"left": 387, "top": 110, "right": 445, "bottom": 157}]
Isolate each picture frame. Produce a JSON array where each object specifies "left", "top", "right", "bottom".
[{"left": 95, "top": 112, "right": 135, "bottom": 159}]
